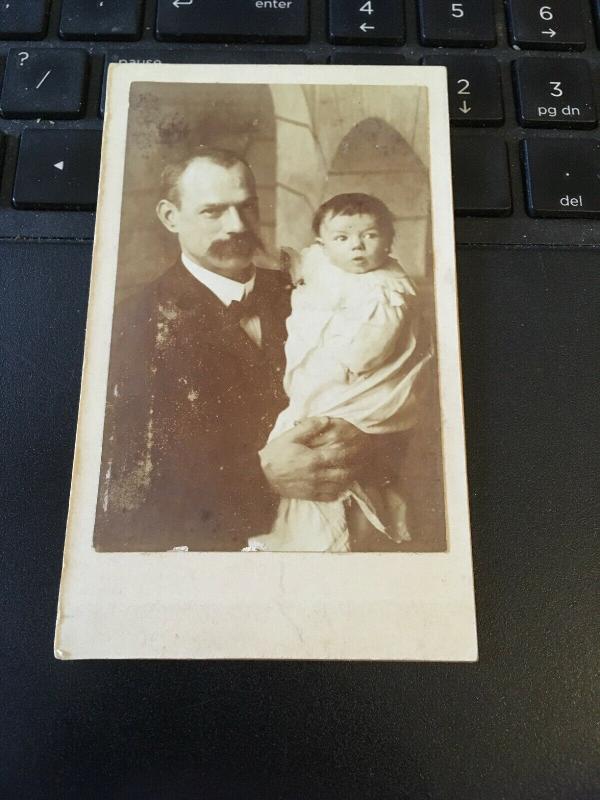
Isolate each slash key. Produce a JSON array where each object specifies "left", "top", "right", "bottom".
[
  {"left": 0, "top": 48, "right": 88, "bottom": 119},
  {"left": 522, "top": 138, "right": 600, "bottom": 218}
]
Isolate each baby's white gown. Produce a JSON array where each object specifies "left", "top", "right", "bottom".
[{"left": 247, "top": 244, "right": 431, "bottom": 552}]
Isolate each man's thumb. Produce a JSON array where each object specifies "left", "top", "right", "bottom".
[{"left": 291, "top": 416, "right": 330, "bottom": 444}]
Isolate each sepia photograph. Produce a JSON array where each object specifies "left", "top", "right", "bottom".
[
  {"left": 56, "top": 64, "right": 476, "bottom": 660},
  {"left": 95, "top": 77, "right": 445, "bottom": 553}
]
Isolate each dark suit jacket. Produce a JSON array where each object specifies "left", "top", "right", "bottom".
[{"left": 94, "top": 260, "right": 291, "bottom": 551}]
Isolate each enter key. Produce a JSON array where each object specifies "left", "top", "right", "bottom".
[
  {"left": 521, "top": 138, "right": 600, "bottom": 218},
  {"left": 156, "top": 0, "right": 309, "bottom": 42}
]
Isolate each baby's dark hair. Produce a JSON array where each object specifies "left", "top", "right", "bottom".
[{"left": 312, "top": 193, "right": 395, "bottom": 244}]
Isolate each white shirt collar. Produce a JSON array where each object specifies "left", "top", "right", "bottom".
[{"left": 181, "top": 252, "right": 255, "bottom": 307}]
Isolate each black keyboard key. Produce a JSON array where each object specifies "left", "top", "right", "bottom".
[
  {"left": 422, "top": 56, "right": 503, "bottom": 126},
  {"left": 99, "top": 49, "right": 306, "bottom": 115},
  {"left": 521, "top": 138, "right": 600, "bottom": 218},
  {"left": 328, "top": 0, "right": 405, "bottom": 45},
  {"left": 506, "top": 0, "right": 585, "bottom": 51},
  {"left": 0, "top": 49, "right": 88, "bottom": 119},
  {"left": 451, "top": 136, "right": 512, "bottom": 216},
  {"left": 417, "top": 0, "right": 495, "bottom": 47},
  {"left": 156, "top": 0, "right": 309, "bottom": 43},
  {"left": 594, "top": 0, "right": 600, "bottom": 46},
  {"left": 13, "top": 129, "right": 102, "bottom": 210},
  {"left": 330, "top": 51, "right": 405, "bottom": 64},
  {"left": 60, "top": 0, "right": 143, "bottom": 41},
  {"left": 0, "top": 0, "right": 49, "bottom": 40},
  {"left": 514, "top": 58, "right": 596, "bottom": 129}
]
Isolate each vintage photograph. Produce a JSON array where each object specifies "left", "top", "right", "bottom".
[
  {"left": 94, "top": 78, "right": 446, "bottom": 553},
  {"left": 56, "top": 64, "right": 476, "bottom": 660}
]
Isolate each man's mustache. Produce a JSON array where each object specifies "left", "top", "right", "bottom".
[{"left": 208, "top": 232, "right": 264, "bottom": 259}]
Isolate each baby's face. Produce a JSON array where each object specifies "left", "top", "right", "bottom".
[{"left": 317, "top": 212, "right": 390, "bottom": 274}]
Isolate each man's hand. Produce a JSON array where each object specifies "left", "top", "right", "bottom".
[
  {"left": 259, "top": 417, "right": 371, "bottom": 502},
  {"left": 302, "top": 417, "right": 371, "bottom": 464}
]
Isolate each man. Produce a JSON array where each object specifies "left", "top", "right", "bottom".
[{"left": 94, "top": 147, "right": 369, "bottom": 551}]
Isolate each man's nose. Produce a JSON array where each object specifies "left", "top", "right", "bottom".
[{"left": 223, "top": 205, "right": 246, "bottom": 233}]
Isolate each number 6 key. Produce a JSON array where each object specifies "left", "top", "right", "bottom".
[
  {"left": 506, "top": 0, "right": 585, "bottom": 50},
  {"left": 328, "top": 0, "right": 405, "bottom": 45}
]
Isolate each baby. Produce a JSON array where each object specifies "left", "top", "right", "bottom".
[{"left": 247, "top": 193, "right": 431, "bottom": 552}]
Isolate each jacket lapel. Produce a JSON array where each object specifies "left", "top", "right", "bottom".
[{"left": 162, "top": 259, "right": 272, "bottom": 374}]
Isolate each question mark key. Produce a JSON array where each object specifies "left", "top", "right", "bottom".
[{"left": 0, "top": 48, "right": 89, "bottom": 119}]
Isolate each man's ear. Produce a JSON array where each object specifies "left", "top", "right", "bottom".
[{"left": 156, "top": 199, "right": 179, "bottom": 233}]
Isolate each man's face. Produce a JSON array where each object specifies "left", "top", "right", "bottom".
[
  {"left": 317, "top": 212, "right": 390, "bottom": 274},
  {"left": 157, "top": 158, "right": 262, "bottom": 278}
]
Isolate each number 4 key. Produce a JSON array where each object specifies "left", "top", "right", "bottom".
[{"left": 328, "top": 0, "right": 405, "bottom": 45}]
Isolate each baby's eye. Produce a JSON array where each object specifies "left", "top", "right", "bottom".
[
  {"left": 334, "top": 235, "right": 347, "bottom": 241},
  {"left": 364, "top": 231, "right": 379, "bottom": 239}
]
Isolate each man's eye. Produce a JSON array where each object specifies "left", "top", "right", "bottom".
[{"left": 201, "top": 209, "right": 221, "bottom": 218}]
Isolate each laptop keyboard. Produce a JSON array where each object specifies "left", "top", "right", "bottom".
[{"left": 0, "top": 0, "right": 598, "bottom": 246}]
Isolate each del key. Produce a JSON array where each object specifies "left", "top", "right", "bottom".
[
  {"left": 522, "top": 138, "right": 600, "bottom": 218},
  {"left": 156, "top": 0, "right": 309, "bottom": 43}
]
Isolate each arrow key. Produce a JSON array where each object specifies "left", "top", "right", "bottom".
[
  {"left": 13, "top": 128, "right": 102, "bottom": 210},
  {"left": 506, "top": 0, "right": 585, "bottom": 51},
  {"left": 422, "top": 56, "right": 503, "bottom": 126},
  {"left": 329, "top": 0, "right": 405, "bottom": 46}
]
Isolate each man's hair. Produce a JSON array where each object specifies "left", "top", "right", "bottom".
[
  {"left": 159, "top": 147, "right": 253, "bottom": 206},
  {"left": 312, "top": 193, "right": 395, "bottom": 244}
]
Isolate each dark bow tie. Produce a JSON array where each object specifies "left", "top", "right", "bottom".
[{"left": 224, "top": 290, "right": 260, "bottom": 326}]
